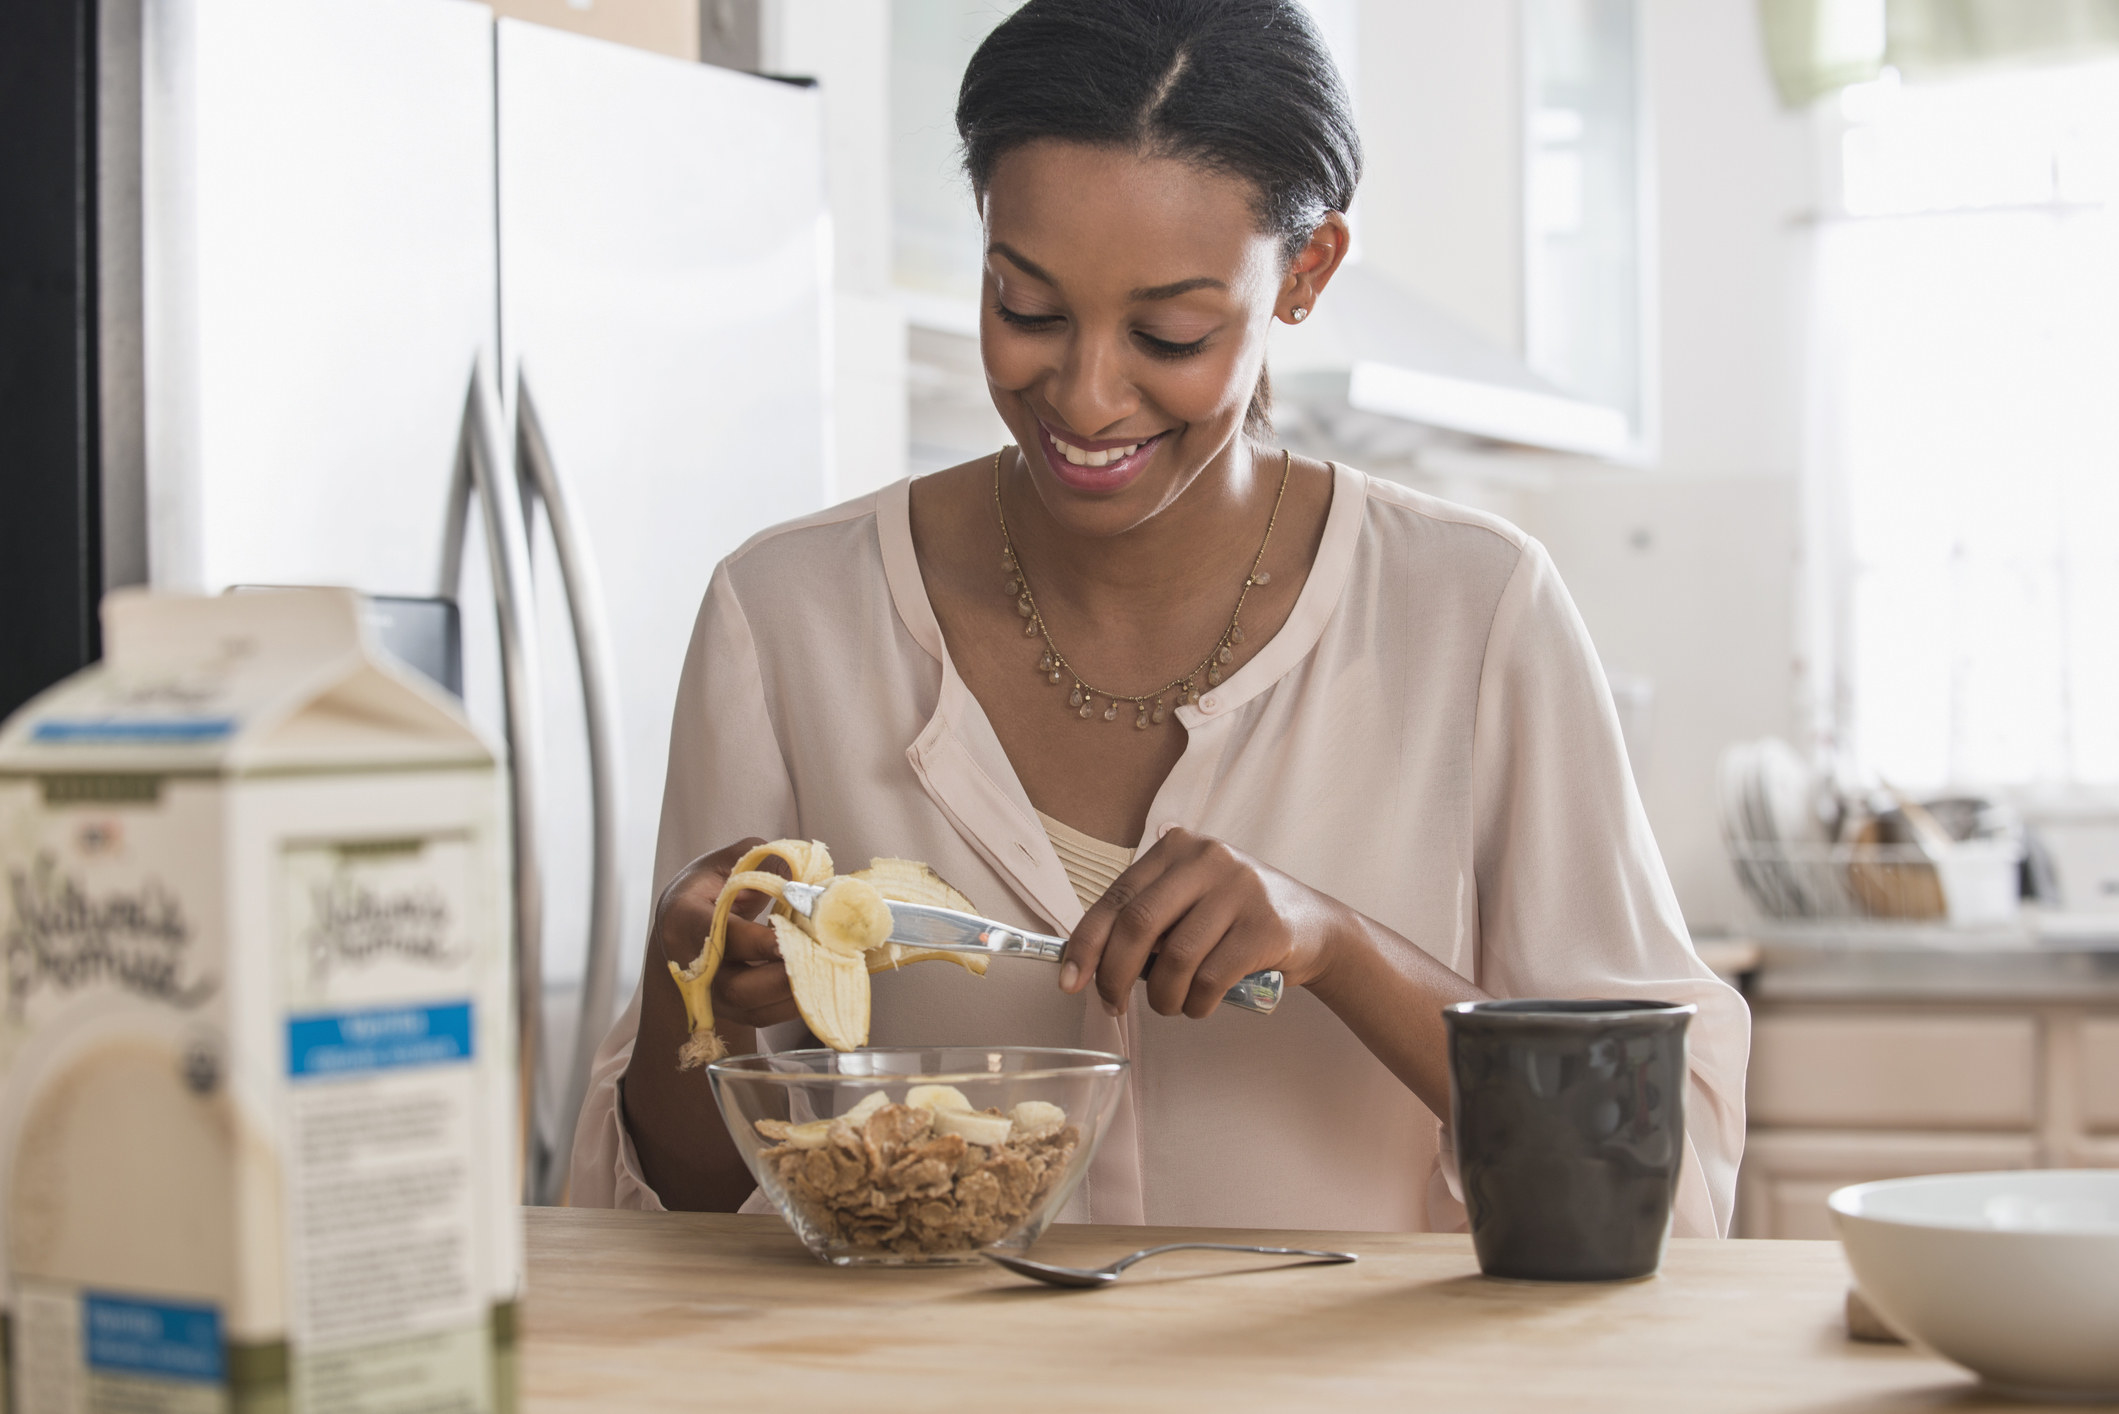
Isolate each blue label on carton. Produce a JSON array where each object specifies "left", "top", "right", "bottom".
[
  {"left": 287, "top": 1001, "right": 473, "bottom": 1078},
  {"left": 32, "top": 717, "right": 237, "bottom": 742},
  {"left": 84, "top": 1293, "right": 224, "bottom": 1382}
]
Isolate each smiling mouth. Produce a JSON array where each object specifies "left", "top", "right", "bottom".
[
  {"left": 1046, "top": 429, "right": 1153, "bottom": 468},
  {"left": 1034, "top": 420, "right": 1173, "bottom": 493}
]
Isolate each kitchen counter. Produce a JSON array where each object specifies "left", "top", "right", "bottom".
[
  {"left": 1735, "top": 920, "right": 2119, "bottom": 1002},
  {"left": 519, "top": 1208, "right": 2071, "bottom": 1412}
]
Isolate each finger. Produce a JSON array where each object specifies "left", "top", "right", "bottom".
[
  {"left": 654, "top": 837, "right": 769, "bottom": 948},
  {"left": 1141, "top": 886, "right": 1244, "bottom": 1017},
  {"left": 718, "top": 989, "right": 803, "bottom": 1030},
  {"left": 1181, "top": 919, "right": 1278, "bottom": 1020},
  {"left": 656, "top": 886, "right": 768, "bottom": 972},
  {"left": 719, "top": 914, "right": 782, "bottom": 965},
  {"left": 734, "top": 998, "right": 803, "bottom": 1030},
  {"left": 1064, "top": 841, "right": 1184, "bottom": 1005},
  {"left": 715, "top": 960, "right": 800, "bottom": 1025},
  {"left": 1093, "top": 848, "right": 1221, "bottom": 1016},
  {"left": 657, "top": 874, "right": 725, "bottom": 943}
]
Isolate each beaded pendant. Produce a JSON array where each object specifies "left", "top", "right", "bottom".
[{"left": 993, "top": 448, "right": 1291, "bottom": 726}]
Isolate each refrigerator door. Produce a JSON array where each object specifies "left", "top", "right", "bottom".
[
  {"left": 141, "top": 0, "right": 500, "bottom": 599},
  {"left": 495, "top": 21, "right": 830, "bottom": 1179}
]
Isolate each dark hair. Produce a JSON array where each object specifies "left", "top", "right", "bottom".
[{"left": 957, "top": 0, "right": 1362, "bottom": 436}]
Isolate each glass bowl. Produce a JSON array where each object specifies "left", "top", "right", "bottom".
[{"left": 706, "top": 1046, "right": 1127, "bottom": 1266}]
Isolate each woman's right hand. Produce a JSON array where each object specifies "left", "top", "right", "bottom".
[
  {"left": 653, "top": 836, "right": 800, "bottom": 1030},
  {"left": 624, "top": 834, "right": 793, "bottom": 1210}
]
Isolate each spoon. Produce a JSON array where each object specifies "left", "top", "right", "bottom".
[{"left": 984, "top": 1242, "right": 1358, "bottom": 1289}]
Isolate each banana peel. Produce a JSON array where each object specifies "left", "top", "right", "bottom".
[{"left": 669, "top": 842, "right": 987, "bottom": 1067}]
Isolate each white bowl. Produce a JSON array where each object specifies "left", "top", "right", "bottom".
[{"left": 1831, "top": 1170, "right": 2119, "bottom": 1400}]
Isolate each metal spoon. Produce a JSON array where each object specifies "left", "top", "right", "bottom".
[{"left": 984, "top": 1242, "right": 1358, "bottom": 1289}]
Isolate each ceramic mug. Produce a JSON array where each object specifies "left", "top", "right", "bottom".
[{"left": 1444, "top": 999, "right": 1695, "bottom": 1281}]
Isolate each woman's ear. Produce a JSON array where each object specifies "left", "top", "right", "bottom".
[{"left": 1278, "top": 211, "right": 1353, "bottom": 324}]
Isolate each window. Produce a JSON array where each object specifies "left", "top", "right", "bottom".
[
  {"left": 1818, "top": 61, "right": 2119, "bottom": 790},
  {"left": 1524, "top": 0, "right": 1650, "bottom": 446}
]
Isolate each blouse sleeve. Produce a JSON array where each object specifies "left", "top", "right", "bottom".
[
  {"left": 1465, "top": 537, "right": 1751, "bottom": 1237},
  {"left": 565, "top": 560, "right": 799, "bottom": 1208}
]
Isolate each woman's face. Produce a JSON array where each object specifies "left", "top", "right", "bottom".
[{"left": 978, "top": 140, "right": 1338, "bottom": 538}]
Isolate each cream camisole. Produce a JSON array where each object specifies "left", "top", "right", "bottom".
[{"left": 1036, "top": 811, "right": 1134, "bottom": 913}]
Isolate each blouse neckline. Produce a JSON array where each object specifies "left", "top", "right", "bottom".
[
  {"left": 873, "top": 455, "right": 1368, "bottom": 939},
  {"left": 876, "top": 456, "right": 1367, "bottom": 730}
]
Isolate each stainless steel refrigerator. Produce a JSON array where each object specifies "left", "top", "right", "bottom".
[{"left": 122, "top": 0, "right": 830, "bottom": 1202}]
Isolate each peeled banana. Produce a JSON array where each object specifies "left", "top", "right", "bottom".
[{"left": 668, "top": 842, "right": 987, "bottom": 1066}]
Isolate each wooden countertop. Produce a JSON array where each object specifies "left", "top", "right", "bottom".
[{"left": 519, "top": 1209, "right": 2081, "bottom": 1412}]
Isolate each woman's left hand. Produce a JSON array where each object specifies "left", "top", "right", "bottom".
[{"left": 1060, "top": 827, "right": 1348, "bottom": 1018}]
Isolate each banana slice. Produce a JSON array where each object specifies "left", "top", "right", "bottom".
[
  {"left": 810, "top": 876, "right": 893, "bottom": 958},
  {"left": 1009, "top": 1100, "right": 1068, "bottom": 1140},
  {"left": 668, "top": 841, "right": 986, "bottom": 1066},
  {"left": 782, "top": 1119, "right": 837, "bottom": 1150},
  {"left": 905, "top": 1084, "right": 974, "bottom": 1113},
  {"left": 930, "top": 1109, "right": 1014, "bottom": 1146},
  {"left": 842, "top": 1091, "right": 889, "bottom": 1126}
]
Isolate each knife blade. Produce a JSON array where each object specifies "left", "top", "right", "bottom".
[{"left": 776, "top": 879, "right": 1282, "bottom": 1015}]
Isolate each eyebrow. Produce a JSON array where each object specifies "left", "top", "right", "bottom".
[{"left": 989, "top": 243, "right": 1226, "bottom": 303}]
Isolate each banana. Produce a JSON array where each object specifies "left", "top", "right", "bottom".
[
  {"left": 842, "top": 1091, "right": 889, "bottom": 1126},
  {"left": 772, "top": 914, "right": 871, "bottom": 1052},
  {"left": 782, "top": 1119, "right": 836, "bottom": 1150},
  {"left": 668, "top": 841, "right": 831, "bottom": 1067},
  {"left": 905, "top": 1084, "right": 974, "bottom": 1113},
  {"left": 810, "top": 876, "right": 893, "bottom": 958},
  {"left": 668, "top": 841, "right": 987, "bottom": 1066},
  {"left": 930, "top": 1108, "right": 1014, "bottom": 1146},
  {"left": 908, "top": 1084, "right": 1018, "bottom": 1144},
  {"left": 1009, "top": 1100, "right": 1068, "bottom": 1140},
  {"left": 848, "top": 859, "right": 991, "bottom": 975}
]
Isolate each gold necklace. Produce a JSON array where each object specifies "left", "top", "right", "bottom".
[{"left": 995, "top": 446, "right": 1292, "bottom": 729}]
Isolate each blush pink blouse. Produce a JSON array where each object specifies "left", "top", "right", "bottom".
[{"left": 568, "top": 465, "right": 1751, "bottom": 1235}]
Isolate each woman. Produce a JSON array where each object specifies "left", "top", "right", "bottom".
[{"left": 573, "top": 0, "right": 1749, "bottom": 1233}]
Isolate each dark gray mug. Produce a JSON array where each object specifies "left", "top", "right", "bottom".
[{"left": 1444, "top": 999, "right": 1695, "bottom": 1281}]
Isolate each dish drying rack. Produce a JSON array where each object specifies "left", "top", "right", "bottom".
[
  {"left": 1720, "top": 738, "right": 2024, "bottom": 937},
  {"left": 1726, "top": 839, "right": 2023, "bottom": 929}
]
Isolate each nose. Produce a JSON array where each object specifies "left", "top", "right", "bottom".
[{"left": 1044, "top": 325, "right": 1138, "bottom": 438}]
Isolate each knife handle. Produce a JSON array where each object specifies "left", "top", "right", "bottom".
[{"left": 1223, "top": 970, "right": 1283, "bottom": 1015}]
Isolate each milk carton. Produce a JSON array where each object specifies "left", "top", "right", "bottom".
[{"left": 0, "top": 588, "right": 518, "bottom": 1414}]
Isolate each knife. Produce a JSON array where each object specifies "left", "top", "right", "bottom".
[{"left": 775, "top": 879, "right": 1283, "bottom": 1015}]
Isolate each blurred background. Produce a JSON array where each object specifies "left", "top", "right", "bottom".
[{"left": 3, "top": 0, "right": 2115, "bottom": 1220}]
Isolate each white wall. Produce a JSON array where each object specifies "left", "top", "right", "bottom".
[
  {"left": 1647, "top": 0, "right": 1814, "bottom": 477},
  {"left": 1354, "top": 0, "right": 1813, "bottom": 930}
]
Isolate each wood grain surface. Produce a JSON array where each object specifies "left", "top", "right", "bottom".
[{"left": 521, "top": 1208, "right": 2099, "bottom": 1413}]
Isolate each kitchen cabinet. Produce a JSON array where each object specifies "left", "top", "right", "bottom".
[
  {"left": 1735, "top": 943, "right": 2119, "bottom": 1237},
  {"left": 2081, "top": 1017, "right": 2119, "bottom": 1130}
]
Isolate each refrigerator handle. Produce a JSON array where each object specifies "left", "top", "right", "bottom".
[
  {"left": 446, "top": 360, "right": 550, "bottom": 1206},
  {"left": 515, "top": 372, "right": 629, "bottom": 1207}
]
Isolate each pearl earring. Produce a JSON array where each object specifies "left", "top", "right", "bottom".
[{"left": 1290, "top": 306, "right": 1308, "bottom": 322}]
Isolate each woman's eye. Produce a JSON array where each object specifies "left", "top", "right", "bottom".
[
  {"left": 995, "top": 302, "right": 1062, "bottom": 329},
  {"left": 1136, "top": 331, "right": 1210, "bottom": 360}
]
